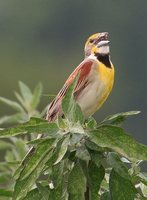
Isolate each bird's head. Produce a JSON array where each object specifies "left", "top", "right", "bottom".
[{"left": 84, "top": 32, "right": 110, "bottom": 57}]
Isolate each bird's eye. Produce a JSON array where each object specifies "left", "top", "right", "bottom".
[{"left": 89, "top": 39, "right": 94, "bottom": 43}]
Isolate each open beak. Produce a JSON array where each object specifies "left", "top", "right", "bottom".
[
  {"left": 96, "top": 32, "right": 110, "bottom": 47},
  {"left": 97, "top": 40, "right": 110, "bottom": 48}
]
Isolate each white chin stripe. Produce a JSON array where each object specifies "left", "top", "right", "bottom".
[
  {"left": 97, "top": 40, "right": 109, "bottom": 47},
  {"left": 99, "top": 46, "right": 110, "bottom": 54}
]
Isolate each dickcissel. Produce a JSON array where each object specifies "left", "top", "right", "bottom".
[{"left": 46, "top": 32, "right": 114, "bottom": 121}]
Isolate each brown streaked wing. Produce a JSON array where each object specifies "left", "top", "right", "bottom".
[{"left": 46, "top": 59, "right": 94, "bottom": 121}]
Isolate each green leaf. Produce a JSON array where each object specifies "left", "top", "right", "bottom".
[
  {"left": 72, "top": 103, "right": 84, "bottom": 125},
  {"left": 136, "top": 173, "right": 147, "bottom": 186},
  {"left": 0, "top": 161, "right": 20, "bottom": 172},
  {"left": 0, "top": 189, "right": 13, "bottom": 197},
  {"left": 79, "top": 160, "right": 89, "bottom": 180},
  {"left": 31, "top": 82, "right": 43, "bottom": 109},
  {"left": 90, "top": 151, "right": 104, "bottom": 167},
  {"left": 100, "top": 192, "right": 111, "bottom": 200},
  {"left": 0, "top": 96, "right": 25, "bottom": 112},
  {"left": 22, "top": 188, "right": 42, "bottom": 200},
  {"left": 87, "top": 125, "right": 147, "bottom": 162},
  {"left": 54, "top": 135, "right": 70, "bottom": 164},
  {"left": 109, "top": 169, "right": 138, "bottom": 200},
  {"left": 13, "top": 138, "right": 55, "bottom": 180},
  {"left": 88, "top": 162, "right": 105, "bottom": 200},
  {"left": 48, "top": 161, "right": 65, "bottom": 200},
  {"left": 76, "top": 145, "right": 91, "bottom": 161},
  {"left": 62, "top": 75, "right": 84, "bottom": 124},
  {"left": 45, "top": 148, "right": 60, "bottom": 168},
  {"left": 51, "top": 161, "right": 65, "bottom": 188},
  {"left": 85, "top": 139, "right": 106, "bottom": 152},
  {"left": 86, "top": 117, "right": 97, "bottom": 129},
  {"left": 0, "top": 172, "right": 12, "bottom": 185},
  {"left": 0, "top": 118, "right": 59, "bottom": 138},
  {"left": 40, "top": 105, "right": 48, "bottom": 118},
  {"left": 19, "top": 81, "right": 33, "bottom": 103},
  {"left": 102, "top": 111, "right": 140, "bottom": 125},
  {"left": 13, "top": 147, "right": 55, "bottom": 200},
  {"left": 26, "top": 137, "right": 49, "bottom": 145},
  {"left": 0, "top": 140, "right": 12, "bottom": 150},
  {"left": 25, "top": 117, "right": 47, "bottom": 125},
  {"left": 140, "top": 184, "right": 147, "bottom": 198},
  {"left": 17, "top": 138, "right": 56, "bottom": 181},
  {"left": 68, "top": 162, "right": 86, "bottom": 199},
  {"left": 36, "top": 183, "right": 49, "bottom": 200},
  {"left": 129, "top": 162, "right": 141, "bottom": 176},
  {"left": 70, "top": 133, "right": 84, "bottom": 149},
  {"left": 13, "top": 168, "right": 39, "bottom": 200},
  {"left": 15, "top": 91, "right": 26, "bottom": 110},
  {"left": 0, "top": 113, "right": 29, "bottom": 125},
  {"left": 5, "top": 150, "right": 15, "bottom": 162},
  {"left": 57, "top": 116, "right": 67, "bottom": 130},
  {"left": 107, "top": 152, "right": 130, "bottom": 180},
  {"left": 10, "top": 137, "right": 27, "bottom": 160}
]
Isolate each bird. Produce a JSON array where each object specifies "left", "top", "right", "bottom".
[
  {"left": 46, "top": 32, "right": 114, "bottom": 122},
  {"left": 23, "top": 32, "right": 114, "bottom": 160}
]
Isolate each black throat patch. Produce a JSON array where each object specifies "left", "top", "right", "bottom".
[{"left": 95, "top": 53, "right": 111, "bottom": 68}]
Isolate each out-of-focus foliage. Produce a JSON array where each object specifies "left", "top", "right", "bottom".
[
  {"left": 0, "top": 82, "right": 147, "bottom": 200},
  {"left": 0, "top": 82, "right": 44, "bottom": 126},
  {"left": 0, "top": 82, "right": 45, "bottom": 200}
]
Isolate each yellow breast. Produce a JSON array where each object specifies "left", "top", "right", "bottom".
[
  {"left": 77, "top": 58, "right": 114, "bottom": 118},
  {"left": 96, "top": 60, "right": 115, "bottom": 110}
]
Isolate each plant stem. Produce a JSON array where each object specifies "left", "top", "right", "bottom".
[{"left": 84, "top": 185, "right": 89, "bottom": 200}]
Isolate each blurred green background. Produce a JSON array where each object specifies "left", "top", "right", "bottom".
[{"left": 0, "top": 0, "right": 147, "bottom": 144}]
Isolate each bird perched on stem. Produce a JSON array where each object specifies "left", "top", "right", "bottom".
[
  {"left": 46, "top": 32, "right": 114, "bottom": 121},
  {"left": 23, "top": 32, "right": 115, "bottom": 160}
]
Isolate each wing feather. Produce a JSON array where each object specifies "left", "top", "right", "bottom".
[{"left": 46, "top": 59, "right": 94, "bottom": 121}]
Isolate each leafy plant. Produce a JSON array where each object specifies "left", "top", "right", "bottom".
[
  {"left": 0, "top": 81, "right": 147, "bottom": 200},
  {"left": 0, "top": 81, "right": 43, "bottom": 126}
]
